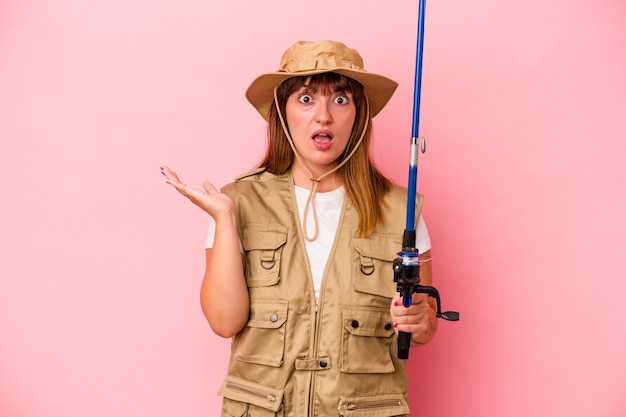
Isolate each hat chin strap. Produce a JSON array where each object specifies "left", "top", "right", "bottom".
[{"left": 273, "top": 86, "right": 370, "bottom": 241}]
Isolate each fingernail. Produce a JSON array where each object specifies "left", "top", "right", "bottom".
[
  {"left": 393, "top": 323, "right": 398, "bottom": 328},
  {"left": 394, "top": 301, "right": 399, "bottom": 306}
]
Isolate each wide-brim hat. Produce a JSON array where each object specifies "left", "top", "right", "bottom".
[{"left": 245, "top": 40, "right": 399, "bottom": 121}]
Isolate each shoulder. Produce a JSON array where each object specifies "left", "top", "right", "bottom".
[
  {"left": 222, "top": 168, "right": 290, "bottom": 193},
  {"left": 387, "top": 183, "right": 407, "bottom": 198},
  {"left": 233, "top": 167, "right": 267, "bottom": 181},
  {"left": 383, "top": 183, "right": 424, "bottom": 210},
  {"left": 233, "top": 168, "right": 290, "bottom": 183}
]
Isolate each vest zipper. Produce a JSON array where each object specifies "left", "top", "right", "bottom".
[
  {"left": 342, "top": 398, "right": 403, "bottom": 411},
  {"left": 225, "top": 382, "right": 277, "bottom": 403},
  {"left": 307, "top": 298, "right": 322, "bottom": 414}
]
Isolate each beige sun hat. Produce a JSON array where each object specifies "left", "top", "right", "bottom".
[{"left": 245, "top": 40, "right": 399, "bottom": 120}]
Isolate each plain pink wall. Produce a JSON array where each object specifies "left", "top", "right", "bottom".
[{"left": 1, "top": 1, "right": 625, "bottom": 416}]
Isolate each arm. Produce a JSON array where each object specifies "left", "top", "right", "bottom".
[
  {"left": 201, "top": 217, "right": 249, "bottom": 338},
  {"left": 161, "top": 166, "right": 249, "bottom": 337},
  {"left": 390, "top": 249, "right": 438, "bottom": 347}
]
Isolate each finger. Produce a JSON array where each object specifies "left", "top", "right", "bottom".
[
  {"left": 394, "top": 322, "right": 423, "bottom": 338},
  {"left": 392, "top": 297, "right": 422, "bottom": 313},
  {"left": 202, "top": 181, "right": 218, "bottom": 195},
  {"left": 392, "top": 303, "right": 430, "bottom": 323},
  {"left": 160, "top": 170, "right": 193, "bottom": 197},
  {"left": 160, "top": 166, "right": 174, "bottom": 177},
  {"left": 161, "top": 167, "right": 186, "bottom": 188},
  {"left": 167, "top": 182, "right": 191, "bottom": 198}
]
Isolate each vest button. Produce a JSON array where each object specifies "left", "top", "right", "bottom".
[
  {"left": 351, "top": 320, "right": 359, "bottom": 328},
  {"left": 269, "top": 314, "right": 278, "bottom": 322},
  {"left": 320, "top": 360, "right": 328, "bottom": 368},
  {"left": 385, "top": 323, "right": 393, "bottom": 330}
]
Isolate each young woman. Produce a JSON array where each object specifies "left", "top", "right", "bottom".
[{"left": 162, "top": 40, "right": 438, "bottom": 417}]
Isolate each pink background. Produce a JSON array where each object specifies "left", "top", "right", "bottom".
[{"left": 1, "top": 1, "right": 625, "bottom": 416}]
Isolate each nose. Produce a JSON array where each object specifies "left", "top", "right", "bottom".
[{"left": 314, "top": 100, "right": 333, "bottom": 124}]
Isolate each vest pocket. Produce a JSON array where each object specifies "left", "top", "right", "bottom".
[
  {"left": 353, "top": 233, "right": 402, "bottom": 300},
  {"left": 234, "top": 299, "right": 288, "bottom": 367},
  {"left": 337, "top": 393, "right": 410, "bottom": 416},
  {"left": 219, "top": 375, "right": 285, "bottom": 416},
  {"left": 341, "top": 306, "right": 395, "bottom": 374},
  {"left": 243, "top": 224, "right": 288, "bottom": 288}
]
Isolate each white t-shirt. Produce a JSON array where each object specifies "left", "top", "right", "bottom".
[{"left": 205, "top": 185, "right": 431, "bottom": 299}]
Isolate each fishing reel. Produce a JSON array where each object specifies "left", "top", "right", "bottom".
[{"left": 393, "top": 231, "right": 459, "bottom": 360}]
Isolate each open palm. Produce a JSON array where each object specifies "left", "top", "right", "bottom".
[{"left": 160, "top": 166, "right": 234, "bottom": 220}]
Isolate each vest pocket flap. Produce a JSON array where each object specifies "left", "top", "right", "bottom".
[
  {"left": 243, "top": 225, "right": 288, "bottom": 251},
  {"left": 248, "top": 299, "right": 288, "bottom": 329},
  {"left": 242, "top": 225, "right": 287, "bottom": 288},
  {"left": 235, "top": 299, "right": 288, "bottom": 367},
  {"left": 341, "top": 306, "right": 395, "bottom": 374},
  {"left": 219, "top": 375, "right": 284, "bottom": 413},
  {"left": 353, "top": 234, "right": 401, "bottom": 299},
  {"left": 342, "top": 306, "right": 394, "bottom": 338},
  {"left": 354, "top": 233, "right": 401, "bottom": 262}
]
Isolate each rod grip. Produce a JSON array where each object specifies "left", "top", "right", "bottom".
[{"left": 398, "top": 331, "right": 412, "bottom": 359}]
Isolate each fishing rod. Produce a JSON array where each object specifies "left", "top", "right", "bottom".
[{"left": 393, "top": 0, "right": 459, "bottom": 360}]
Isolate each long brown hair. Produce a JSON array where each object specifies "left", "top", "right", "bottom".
[{"left": 258, "top": 73, "right": 391, "bottom": 237}]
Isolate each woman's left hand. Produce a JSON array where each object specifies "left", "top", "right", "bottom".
[{"left": 390, "top": 292, "right": 438, "bottom": 347}]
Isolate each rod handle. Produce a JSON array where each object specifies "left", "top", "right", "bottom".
[{"left": 398, "top": 331, "right": 412, "bottom": 359}]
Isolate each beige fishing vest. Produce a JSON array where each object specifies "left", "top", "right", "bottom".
[{"left": 218, "top": 169, "right": 423, "bottom": 417}]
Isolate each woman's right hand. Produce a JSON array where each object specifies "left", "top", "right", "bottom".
[{"left": 160, "top": 166, "right": 234, "bottom": 220}]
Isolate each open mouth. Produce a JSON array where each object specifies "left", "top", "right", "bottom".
[{"left": 312, "top": 132, "right": 333, "bottom": 150}]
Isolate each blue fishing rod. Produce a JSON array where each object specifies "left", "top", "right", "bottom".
[{"left": 393, "top": 0, "right": 459, "bottom": 360}]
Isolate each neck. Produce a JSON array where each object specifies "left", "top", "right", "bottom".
[{"left": 291, "top": 163, "right": 342, "bottom": 192}]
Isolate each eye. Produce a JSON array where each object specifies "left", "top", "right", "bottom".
[
  {"left": 334, "top": 95, "right": 350, "bottom": 105},
  {"left": 298, "top": 94, "right": 313, "bottom": 104}
]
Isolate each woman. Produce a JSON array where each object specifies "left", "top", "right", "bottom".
[{"left": 162, "top": 40, "right": 437, "bottom": 416}]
